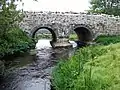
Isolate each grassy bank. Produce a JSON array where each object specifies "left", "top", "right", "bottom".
[
  {"left": 95, "top": 35, "right": 120, "bottom": 45},
  {"left": 69, "top": 34, "right": 78, "bottom": 41},
  {"left": 0, "top": 28, "right": 35, "bottom": 59},
  {"left": 69, "top": 34, "right": 120, "bottom": 44},
  {"left": 52, "top": 43, "right": 120, "bottom": 90}
]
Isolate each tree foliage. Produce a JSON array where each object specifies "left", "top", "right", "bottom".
[
  {"left": 89, "top": 0, "right": 120, "bottom": 16},
  {"left": 0, "top": 0, "right": 23, "bottom": 38},
  {"left": 0, "top": 0, "right": 35, "bottom": 59}
]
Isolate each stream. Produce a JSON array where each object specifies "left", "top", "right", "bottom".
[{"left": 0, "top": 39, "right": 77, "bottom": 90}]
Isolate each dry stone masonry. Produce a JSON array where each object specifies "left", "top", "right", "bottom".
[{"left": 20, "top": 11, "right": 120, "bottom": 47}]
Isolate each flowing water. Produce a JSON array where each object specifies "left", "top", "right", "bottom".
[{"left": 0, "top": 39, "right": 77, "bottom": 90}]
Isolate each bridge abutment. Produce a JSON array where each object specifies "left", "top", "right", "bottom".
[{"left": 50, "top": 38, "right": 72, "bottom": 48}]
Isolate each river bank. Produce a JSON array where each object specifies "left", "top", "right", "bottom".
[
  {"left": 0, "top": 28, "right": 35, "bottom": 60},
  {"left": 52, "top": 36, "right": 120, "bottom": 90},
  {"left": 1, "top": 35, "right": 120, "bottom": 90},
  {"left": 0, "top": 40, "right": 76, "bottom": 90},
  {"left": 0, "top": 28, "right": 36, "bottom": 80}
]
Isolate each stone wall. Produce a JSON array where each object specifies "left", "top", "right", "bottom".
[{"left": 20, "top": 11, "right": 120, "bottom": 39}]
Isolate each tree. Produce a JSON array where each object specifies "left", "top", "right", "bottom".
[
  {"left": 0, "top": 0, "right": 38, "bottom": 38},
  {"left": 88, "top": 0, "right": 120, "bottom": 16},
  {"left": 0, "top": 0, "right": 24, "bottom": 38}
]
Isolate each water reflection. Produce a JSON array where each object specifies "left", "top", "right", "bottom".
[
  {"left": 0, "top": 39, "right": 77, "bottom": 90},
  {"left": 36, "top": 39, "right": 77, "bottom": 49},
  {"left": 36, "top": 39, "right": 52, "bottom": 49}
]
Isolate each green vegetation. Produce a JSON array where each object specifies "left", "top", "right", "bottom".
[
  {"left": 52, "top": 37, "right": 120, "bottom": 90},
  {"left": 69, "top": 34, "right": 78, "bottom": 41},
  {"left": 0, "top": 0, "right": 35, "bottom": 59},
  {"left": 88, "top": 0, "right": 120, "bottom": 16},
  {"left": 0, "top": 28, "right": 34, "bottom": 59},
  {"left": 95, "top": 35, "right": 120, "bottom": 45},
  {"left": 35, "top": 34, "right": 52, "bottom": 40}
]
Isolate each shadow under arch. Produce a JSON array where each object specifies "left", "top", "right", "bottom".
[
  {"left": 31, "top": 27, "right": 57, "bottom": 42},
  {"left": 74, "top": 26, "right": 93, "bottom": 42}
]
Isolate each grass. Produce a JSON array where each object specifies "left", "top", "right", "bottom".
[
  {"left": 52, "top": 43, "right": 120, "bottom": 90},
  {"left": 95, "top": 35, "right": 120, "bottom": 45},
  {"left": 69, "top": 34, "right": 78, "bottom": 41}
]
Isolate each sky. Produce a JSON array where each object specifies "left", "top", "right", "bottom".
[{"left": 17, "top": 0, "right": 90, "bottom": 12}]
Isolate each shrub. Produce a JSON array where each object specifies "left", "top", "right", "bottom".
[{"left": 0, "top": 28, "right": 35, "bottom": 59}]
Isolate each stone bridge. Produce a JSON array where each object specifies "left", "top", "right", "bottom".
[{"left": 20, "top": 11, "right": 120, "bottom": 48}]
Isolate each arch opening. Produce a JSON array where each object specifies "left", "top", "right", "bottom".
[
  {"left": 32, "top": 27, "right": 57, "bottom": 42},
  {"left": 74, "top": 27, "right": 93, "bottom": 42}
]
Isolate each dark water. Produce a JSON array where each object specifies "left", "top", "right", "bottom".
[{"left": 0, "top": 39, "right": 76, "bottom": 90}]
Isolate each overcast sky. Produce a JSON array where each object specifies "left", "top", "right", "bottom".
[{"left": 17, "top": 0, "right": 90, "bottom": 12}]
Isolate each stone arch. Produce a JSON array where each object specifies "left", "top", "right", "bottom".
[
  {"left": 73, "top": 24, "right": 93, "bottom": 42},
  {"left": 31, "top": 25, "right": 57, "bottom": 42}
]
